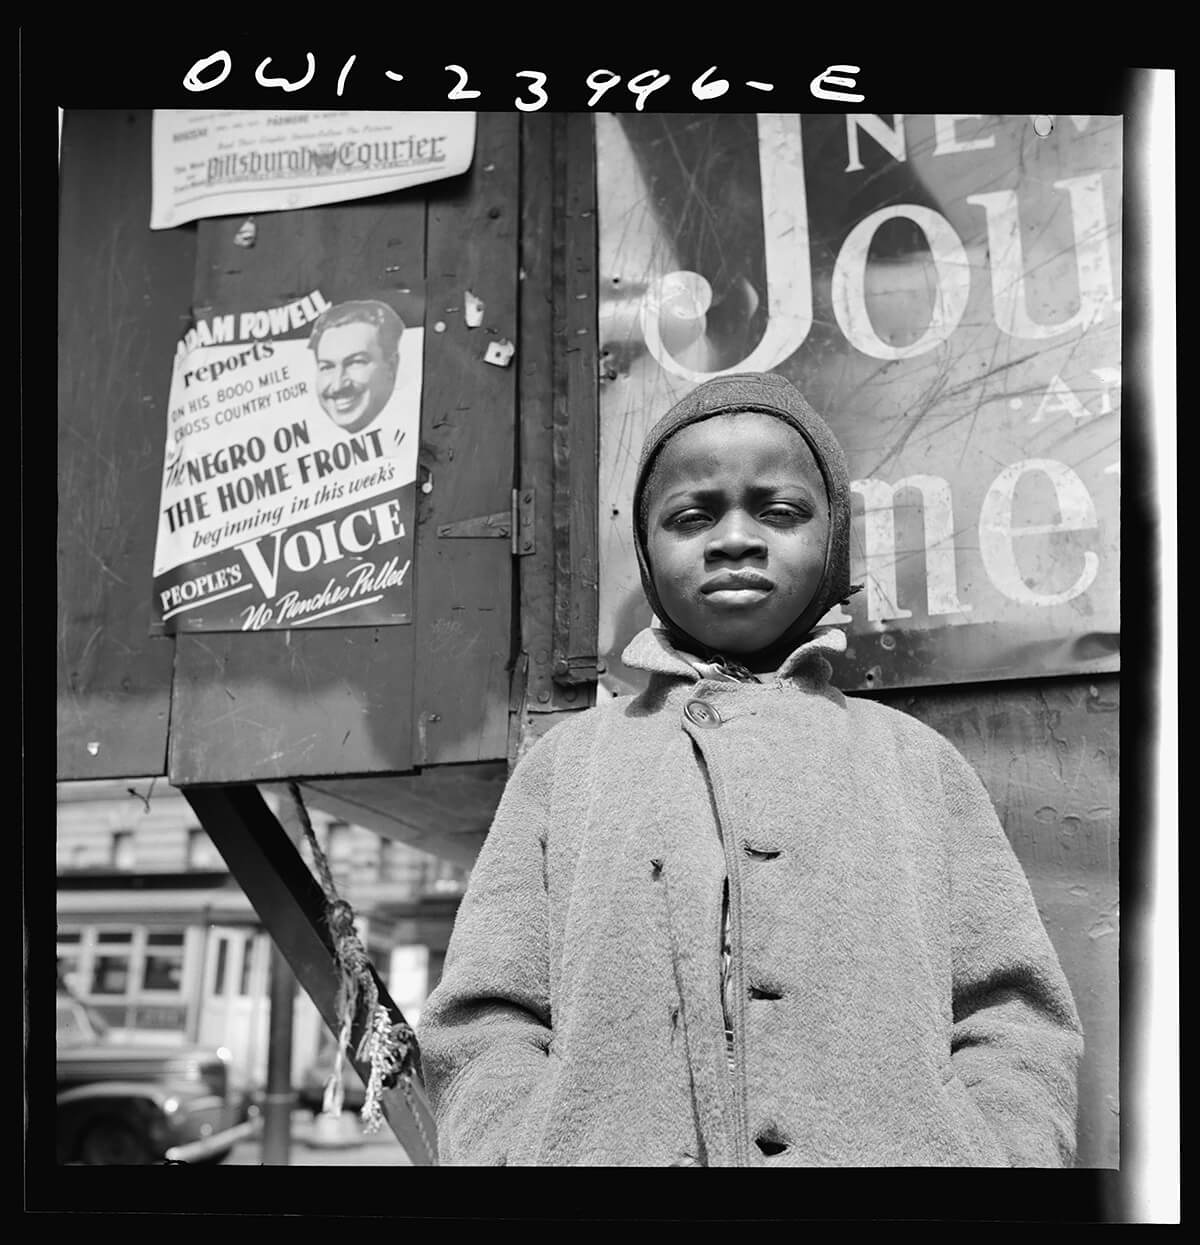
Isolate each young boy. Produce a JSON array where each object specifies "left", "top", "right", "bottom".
[{"left": 418, "top": 372, "right": 1083, "bottom": 1167}]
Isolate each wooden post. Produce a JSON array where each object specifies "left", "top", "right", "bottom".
[
  {"left": 514, "top": 113, "right": 600, "bottom": 755},
  {"left": 551, "top": 114, "right": 600, "bottom": 690},
  {"left": 57, "top": 109, "right": 195, "bottom": 781}
]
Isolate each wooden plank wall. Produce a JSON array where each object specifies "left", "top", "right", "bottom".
[
  {"left": 59, "top": 112, "right": 558, "bottom": 785},
  {"left": 892, "top": 673, "right": 1120, "bottom": 1169},
  {"left": 167, "top": 114, "right": 519, "bottom": 784},
  {"left": 166, "top": 196, "right": 425, "bottom": 783},
  {"left": 413, "top": 114, "right": 519, "bottom": 766},
  {"left": 57, "top": 111, "right": 197, "bottom": 780}
]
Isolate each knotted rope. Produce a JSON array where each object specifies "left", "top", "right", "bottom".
[{"left": 287, "top": 782, "right": 431, "bottom": 1160}]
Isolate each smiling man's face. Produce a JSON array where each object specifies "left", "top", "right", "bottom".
[
  {"left": 644, "top": 412, "right": 829, "bottom": 667},
  {"left": 314, "top": 320, "right": 398, "bottom": 434}
]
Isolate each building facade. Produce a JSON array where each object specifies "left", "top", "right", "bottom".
[{"left": 56, "top": 779, "right": 469, "bottom": 1087}]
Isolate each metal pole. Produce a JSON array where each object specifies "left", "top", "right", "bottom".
[{"left": 260, "top": 938, "right": 297, "bottom": 1165}]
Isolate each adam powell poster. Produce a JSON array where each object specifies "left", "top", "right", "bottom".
[{"left": 151, "top": 286, "right": 423, "bottom": 633}]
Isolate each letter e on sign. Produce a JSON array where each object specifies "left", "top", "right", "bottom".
[
  {"left": 372, "top": 498, "right": 406, "bottom": 544},
  {"left": 978, "top": 459, "right": 1100, "bottom": 606}
]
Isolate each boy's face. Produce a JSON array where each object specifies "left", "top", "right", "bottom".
[{"left": 644, "top": 412, "right": 830, "bottom": 663}]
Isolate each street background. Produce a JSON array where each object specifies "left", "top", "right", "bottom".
[{"left": 225, "top": 1110, "right": 411, "bottom": 1166}]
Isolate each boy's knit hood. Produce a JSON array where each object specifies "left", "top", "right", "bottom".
[{"left": 633, "top": 372, "right": 854, "bottom": 658}]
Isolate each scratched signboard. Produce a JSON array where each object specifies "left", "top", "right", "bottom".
[
  {"left": 151, "top": 286, "right": 423, "bottom": 633},
  {"left": 596, "top": 113, "right": 1122, "bottom": 693}
]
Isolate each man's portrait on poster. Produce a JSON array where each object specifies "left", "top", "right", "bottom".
[{"left": 309, "top": 299, "right": 405, "bottom": 435}]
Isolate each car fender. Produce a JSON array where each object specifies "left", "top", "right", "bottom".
[{"left": 56, "top": 1084, "right": 171, "bottom": 1161}]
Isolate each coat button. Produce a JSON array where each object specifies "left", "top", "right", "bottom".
[{"left": 684, "top": 699, "right": 722, "bottom": 728}]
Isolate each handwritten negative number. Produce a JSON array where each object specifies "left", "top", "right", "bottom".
[
  {"left": 515, "top": 70, "right": 549, "bottom": 112},
  {"left": 586, "top": 69, "right": 621, "bottom": 107},
  {"left": 445, "top": 64, "right": 481, "bottom": 100}
]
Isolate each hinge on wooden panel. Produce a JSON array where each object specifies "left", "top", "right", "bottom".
[
  {"left": 552, "top": 655, "right": 605, "bottom": 684},
  {"left": 436, "top": 490, "right": 535, "bottom": 556},
  {"left": 512, "top": 489, "right": 535, "bottom": 556}
]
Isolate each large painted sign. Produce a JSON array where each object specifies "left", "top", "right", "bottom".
[{"left": 596, "top": 113, "right": 1121, "bottom": 693}]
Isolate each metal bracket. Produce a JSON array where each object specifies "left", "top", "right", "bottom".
[
  {"left": 436, "top": 509, "right": 509, "bottom": 540},
  {"left": 553, "top": 655, "right": 605, "bottom": 685},
  {"left": 437, "top": 489, "right": 535, "bottom": 556}
]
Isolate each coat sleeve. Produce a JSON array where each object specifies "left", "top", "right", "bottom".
[
  {"left": 415, "top": 728, "right": 558, "bottom": 1165},
  {"left": 937, "top": 736, "right": 1085, "bottom": 1168}
]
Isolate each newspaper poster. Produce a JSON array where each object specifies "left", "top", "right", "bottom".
[
  {"left": 150, "top": 111, "right": 475, "bottom": 229},
  {"left": 151, "top": 287, "right": 423, "bottom": 634}
]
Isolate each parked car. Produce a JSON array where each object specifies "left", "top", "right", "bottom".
[{"left": 55, "top": 989, "right": 253, "bottom": 1164}]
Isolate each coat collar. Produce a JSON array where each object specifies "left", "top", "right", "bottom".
[{"left": 621, "top": 623, "right": 847, "bottom": 687}]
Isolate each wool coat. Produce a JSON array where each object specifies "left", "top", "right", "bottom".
[{"left": 417, "top": 626, "right": 1084, "bottom": 1167}]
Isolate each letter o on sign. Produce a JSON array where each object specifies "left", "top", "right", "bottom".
[
  {"left": 285, "top": 530, "right": 323, "bottom": 574},
  {"left": 831, "top": 205, "right": 971, "bottom": 361}
]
